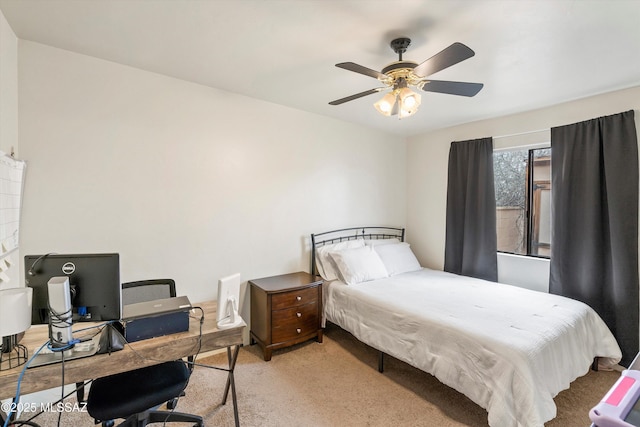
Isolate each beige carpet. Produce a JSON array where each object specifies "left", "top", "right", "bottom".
[{"left": 18, "top": 323, "right": 619, "bottom": 426}]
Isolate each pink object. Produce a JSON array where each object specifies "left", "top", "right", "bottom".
[{"left": 607, "top": 377, "right": 636, "bottom": 406}]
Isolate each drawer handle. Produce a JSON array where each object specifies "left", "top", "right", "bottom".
[
  {"left": 296, "top": 328, "right": 301, "bottom": 334},
  {"left": 296, "top": 296, "right": 302, "bottom": 301},
  {"left": 296, "top": 312, "right": 302, "bottom": 318}
]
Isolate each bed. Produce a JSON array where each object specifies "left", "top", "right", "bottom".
[{"left": 311, "top": 227, "right": 622, "bottom": 427}]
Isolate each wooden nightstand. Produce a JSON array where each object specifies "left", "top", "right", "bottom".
[{"left": 249, "top": 272, "right": 323, "bottom": 361}]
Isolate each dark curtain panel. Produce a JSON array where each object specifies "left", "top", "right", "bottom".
[
  {"left": 550, "top": 110, "right": 639, "bottom": 366},
  {"left": 444, "top": 137, "right": 498, "bottom": 282}
]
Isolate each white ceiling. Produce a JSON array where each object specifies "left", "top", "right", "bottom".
[{"left": 1, "top": 0, "right": 639, "bottom": 137}]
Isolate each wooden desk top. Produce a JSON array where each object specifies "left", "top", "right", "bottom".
[{"left": 0, "top": 300, "right": 244, "bottom": 400}]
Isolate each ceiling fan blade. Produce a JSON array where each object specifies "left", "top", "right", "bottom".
[
  {"left": 420, "top": 80, "right": 484, "bottom": 97},
  {"left": 412, "top": 42, "right": 476, "bottom": 78},
  {"left": 335, "top": 62, "right": 389, "bottom": 80},
  {"left": 329, "top": 88, "right": 386, "bottom": 105}
]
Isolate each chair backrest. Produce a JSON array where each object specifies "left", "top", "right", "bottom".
[{"left": 121, "top": 279, "right": 176, "bottom": 305}]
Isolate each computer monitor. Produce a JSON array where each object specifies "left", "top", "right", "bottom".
[
  {"left": 216, "top": 273, "right": 244, "bottom": 329},
  {"left": 24, "top": 253, "right": 121, "bottom": 325}
]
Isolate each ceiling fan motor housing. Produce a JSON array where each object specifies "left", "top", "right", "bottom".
[
  {"left": 382, "top": 37, "right": 420, "bottom": 86},
  {"left": 381, "top": 61, "right": 418, "bottom": 76}
]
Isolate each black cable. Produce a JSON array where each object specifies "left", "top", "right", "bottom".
[
  {"left": 57, "top": 350, "right": 65, "bottom": 427},
  {"left": 184, "top": 306, "right": 239, "bottom": 374},
  {"left": 188, "top": 361, "right": 233, "bottom": 373},
  {"left": 46, "top": 304, "right": 73, "bottom": 328},
  {"left": 188, "top": 306, "right": 205, "bottom": 366},
  {"left": 163, "top": 306, "right": 206, "bottom": 426},
  {"left": 184, "top": 306, "right": 239, "bottom": 373},
  {"left": 48, "top": 301, "right": 72, "bottom": 322},
  {"left": 14, "top": 381, "right": 93, "bottom": 427},
  {"left": 26, "top": 253, "right": 57, "bottom": 277},
  {"left": 46, "top": 303, "right": 74, "bottom": 349},
  {"left": 161, "top": 397, "right": 179, "bottom": 427}
]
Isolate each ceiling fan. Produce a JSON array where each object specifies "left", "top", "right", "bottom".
[{"left": 329, "top": 37, "right": 483, "bottom": 119}]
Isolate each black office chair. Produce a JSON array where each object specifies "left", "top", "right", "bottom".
[
  {"left": 86, "top": 360, "right": 201, "bottom": 427},
  {"left": 85, "top": 279, "right": 203, "bottom": 427}
]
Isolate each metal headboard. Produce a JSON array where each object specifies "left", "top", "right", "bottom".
[{"left": 310, "top": 226, "right": 405, "bottom": 276}]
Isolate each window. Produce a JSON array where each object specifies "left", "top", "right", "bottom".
[{"left": 494, "top": 147, "right": 551, "bottom": 257}]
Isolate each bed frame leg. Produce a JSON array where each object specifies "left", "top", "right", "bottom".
[
  {"left": 592, "top": 357, "right": 599, "bottom": 371},
  {"left": 378, "top": 351, "right": 384, "bottom": 373}
]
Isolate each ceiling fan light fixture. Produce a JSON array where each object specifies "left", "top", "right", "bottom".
[
  {"left": 374, "top": 92, "right": 396, "bottom": 116},
  {"left": 373, "top": 87, "right": 421, "bottom": 119},
  {"left": 399, "top": 93, "right": 420, "bottom": 119},
  {"left": 398, "top": 87, "right": 421, "bottom": 110}
]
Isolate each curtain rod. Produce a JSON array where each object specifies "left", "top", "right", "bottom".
[{"left": 492, "top": 128, "right": 549, "bottom": 140}]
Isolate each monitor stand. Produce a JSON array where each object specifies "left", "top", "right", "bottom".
[{"left": 47, "top": 277, "right": 74, "bottom": 348}]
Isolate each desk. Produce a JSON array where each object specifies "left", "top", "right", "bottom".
[{"left": 0, "top": 300, "right": 244, "bottom": 426}]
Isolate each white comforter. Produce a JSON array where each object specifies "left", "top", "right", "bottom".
[{"left": 323, "top": 268, "right": 621, "bottom": 427}]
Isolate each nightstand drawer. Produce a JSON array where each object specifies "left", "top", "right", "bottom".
[
  {"left": 272, "top": 301, "right": 318, "bottom": 325},
  {"left": 272, "top": 316, "right": 319, "bottom": 343},
  {"left": 272, "top": 286, "right": 318, "bottom": 310}
]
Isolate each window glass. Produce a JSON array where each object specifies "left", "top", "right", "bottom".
[
  {"left": 494, "top": 147, "right": 551, "bottom": 258},
  {"left": 494, "top": 149, "right": 528, "bottom": 255},
  {"left": 530, "top": 148, "right": 551, "bottom": 256}
]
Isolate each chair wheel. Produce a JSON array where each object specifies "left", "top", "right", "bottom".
[
  {"left": 167, "top": 397, "right": 179, "bottom": 410},
  {"left": 102, "top": 421, "right": 115, "bottom": 427}
]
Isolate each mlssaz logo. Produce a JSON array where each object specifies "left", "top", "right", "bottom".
[{"left": 61, "top": 262, "right": 76, "bottom": 275}]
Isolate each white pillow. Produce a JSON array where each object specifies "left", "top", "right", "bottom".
[
  {"left": 364, "top": 238, "right": 400, "bottom": 246},
  {"left": 329, "top": 245, "right": 389, "bottom": 285},
  {"left": 315, "top": 239, "right": 365, "bottom": 281},
  {"left": 373, "top": 242, "right": 422, "bottom": 276}
]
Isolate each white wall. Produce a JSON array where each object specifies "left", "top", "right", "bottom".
[
  {"left": 0, "top": 8, "right": 19, "bottom": 289},
  {"left": 407, "top": 86, "right": 640, "bottom": 290},
  {"left": 18, "top": 41, "right": 407, "bottom": 320}
]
